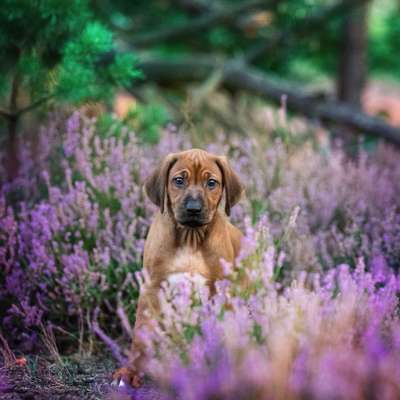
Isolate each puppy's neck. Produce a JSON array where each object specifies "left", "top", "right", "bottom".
[
  {"left": 165, "top": 212, "right": 221, "bottom": 250},
  {"left": 175, "top": 224, "right": 208, "bottom": 249}
]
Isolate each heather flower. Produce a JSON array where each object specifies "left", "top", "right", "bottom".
[
  {"left": 1, "top": 110, "right": 400, "bottom": 399},
  {"left": 135, "top": 229, "right": 400, "bottom": 399}
]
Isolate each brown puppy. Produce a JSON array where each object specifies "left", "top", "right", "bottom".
[{"left": 113, "top": 149, "right": 243, "bottom": 387}]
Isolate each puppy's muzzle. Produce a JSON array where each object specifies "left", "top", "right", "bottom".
[
  {"left": 178, "top": 196, "right": 207, "bottom": 227},
  {"left": 186, "top": 198, "right": 202, "bottom": 214}
]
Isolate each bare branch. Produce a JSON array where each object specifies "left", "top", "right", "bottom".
[
  {"left": 0, "top": 94, "right": 54, "bottom": 121},
  {"left": 132, "top": 0, "right": 270, "bottom": 48},
  {"left": 170, "top": 0, "right": 280, "bottom": 36},
  {"left": 17, "top": 94, "right": 54, "bottom": 117},
  {"left": 0, "top": 109, "right": 12, "bottom": 119}
]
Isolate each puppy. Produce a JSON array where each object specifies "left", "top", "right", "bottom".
[{"left": 113, "top": 148, "right": 243, "bottom": 387}]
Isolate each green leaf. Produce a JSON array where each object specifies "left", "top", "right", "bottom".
[{"left": 108, "top": 53, "right": 143, "bottom": 88}]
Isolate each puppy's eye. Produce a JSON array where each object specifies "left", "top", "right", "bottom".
[
  {"left": 173, "top": 177, "right": 185, "bottom": 187},
  {"left": 207, "top": 178, "right": 217, "bottom": 189}
]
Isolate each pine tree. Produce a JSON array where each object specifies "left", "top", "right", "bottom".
[{"left": 0, "top": 0, "right": 141, "bottom": 179}]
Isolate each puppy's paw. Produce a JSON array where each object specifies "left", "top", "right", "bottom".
[{"left": 112, "top": 366, "right": 143, "bottom": 388}]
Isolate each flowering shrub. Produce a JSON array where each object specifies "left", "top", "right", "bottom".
[
  {"left": 0, "top": 110, "right": 399, "bottom": 398},
  {"left": 0, "top": 112, "right": 188, "bottom": 350},
  {"left": 218, "top": 133, "right": 400, "bottom": 275},
  {"left": 134, "top": 219, "right": 400, "bottom": 399}
]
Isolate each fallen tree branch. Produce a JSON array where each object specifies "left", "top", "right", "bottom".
[
  {"left": 131, "top": 0, "right": 270, "bottom": 48},
  {"left": 138, "top": 56, "right": 400, "bottom": 146}
]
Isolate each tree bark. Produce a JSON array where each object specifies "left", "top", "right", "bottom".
[
  {"left": 6, "top": 116, "right": 19, "bottom": 181},
  {"left": 5, "top": 70, "right": 20, "bottom": 181},
  {"left": 336, "top": 2, "right": 369, "bottom": 109}
]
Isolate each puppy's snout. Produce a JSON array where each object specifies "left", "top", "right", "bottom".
[
  {"left": 185, "top": 198, "right": 202, "bottom": 214},
  {"left": 178, "top": 195, "right": 208, "bottom": 227}
]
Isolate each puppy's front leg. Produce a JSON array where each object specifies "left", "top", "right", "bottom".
[{"left": 113, "top": 285, "right": 160, "bottom": 387}]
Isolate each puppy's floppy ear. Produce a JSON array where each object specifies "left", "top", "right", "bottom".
[
  {"left": 144, "top": 153, "right": 178, "bottom": 213},
  {"left": 215, "top": 156, "right": 244, "bottom": 216}
]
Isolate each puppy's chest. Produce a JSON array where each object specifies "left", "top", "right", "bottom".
[{"left": 166, "top": 246, "right": 211, "bottom": 284}]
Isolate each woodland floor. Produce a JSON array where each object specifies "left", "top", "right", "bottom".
[{"left": 0, "top": 355, "right": 116, "bottom": 400}]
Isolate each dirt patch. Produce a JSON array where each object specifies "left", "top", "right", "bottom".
[{"left": 0, "top": 355, "right": 116, "bottom": 400}]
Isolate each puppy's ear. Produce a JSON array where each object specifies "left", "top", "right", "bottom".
[
  {"left": 216, "top": 156, "right": 244, "bottom": 216},
  {"left": 144, "top": 153, "right": 178, "bottom": 213}
]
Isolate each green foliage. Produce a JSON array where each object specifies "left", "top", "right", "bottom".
[
  {"left": 126, "top": 103, "right": 170, "bottom": 144},
  {"left": 2, "top": 0, "right": 399, "bottom": 120},
  {"left": 96, "top": 101, "right": 170, "bottom": 144},
  {"left": 369, "top": 2, "right": 400, "bottom": 78},
  {"left": 0, "top": 0, "right": 140, "bottom": 117},
  {"left": 109, "top": 54, "right": 143, "bottom": 87},
  {"left": 92, "top": 0, "right": 400, "bottom": 82},
  {"left": 183, "top": 324, "right": 201, "bottom": 343}
]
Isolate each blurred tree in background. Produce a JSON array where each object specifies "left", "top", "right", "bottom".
[
  {"left": 90, "top": 0, "right": 400, "bottom": 144},
  {"left": 337, "top": 2, "right": 368, "bottom": 109},
  {"left": 0, "top": 0, "right": 141, "bottom": 178},
  {"left": 91, "top": 0, "right": 375, "bottom": 82},
  {"left": 1, "top": 0, "right": 400, "bottom": 179}
]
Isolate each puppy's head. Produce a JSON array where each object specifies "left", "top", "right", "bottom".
[{"left": 145, "top": 149, "right": 243, "bottom": 227}]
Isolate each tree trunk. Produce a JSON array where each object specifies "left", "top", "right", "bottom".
[
  {"left": 6, "top": 116, "right": 19, "bottom": 182},
  {"left": 5, "top": 69, "right": 20, "bottom": 181},
  {"left": 335, "top": 2, "right": 369, "bottom": 152},
  {"left": 336, "top": 3, "right": 368, "bottom": 109}
]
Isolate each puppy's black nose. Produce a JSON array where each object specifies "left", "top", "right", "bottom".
[{"left": 185, "top": 198, "right": 202, "bottom": 214}]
